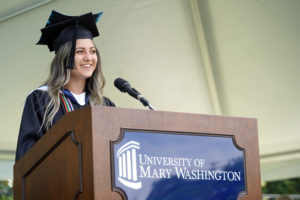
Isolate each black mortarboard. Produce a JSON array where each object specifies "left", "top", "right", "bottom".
[{"left": 37, "top": 10, "right": 103, "bottom": 69}]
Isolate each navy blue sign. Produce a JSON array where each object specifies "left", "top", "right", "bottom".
[{"left": 112, "top": 131, "right": 246, "bottom": 200}]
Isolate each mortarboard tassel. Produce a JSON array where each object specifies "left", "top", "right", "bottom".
[{"left": 66, "top": 16, "right": 79, "bottom": 69}]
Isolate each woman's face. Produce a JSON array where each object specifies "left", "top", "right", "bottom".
[{"left": 71, "top": 39, "right": 97, "bottom": 80}]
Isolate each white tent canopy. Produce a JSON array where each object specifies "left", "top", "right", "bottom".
[{"left": 0, "top": 0, "right": 299, "bottom": 182}]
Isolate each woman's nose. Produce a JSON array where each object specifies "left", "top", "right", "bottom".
[{"left": 84, "top": 52, "right": 92, "bottom": 60}]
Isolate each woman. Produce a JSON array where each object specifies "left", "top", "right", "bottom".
[{"left": 15, "top": 10, "right": 115, "bottom": 161}]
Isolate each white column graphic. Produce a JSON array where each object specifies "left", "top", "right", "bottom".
[
  {"left": 119, "top": 156, "right": 122, "bottom": 177},
  {"left": 132, "top": 148, "right": 137, "bottom": 181},
  {"left": 122, "top": 153, "right": 126, "bottom": 178},
  {"left": 127, "top": 150, "right": 132, "bottom": 180},
  {"left": 116, "top": 141, "right": 142, "bottom": 190}
]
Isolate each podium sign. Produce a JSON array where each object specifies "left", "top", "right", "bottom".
[{"left": 112, "top": 130, "right": 246, "bottom": 200}]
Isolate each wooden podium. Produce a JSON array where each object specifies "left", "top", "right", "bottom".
[{"left": 14, "top": 106, "right": 261, "bottom": 200}]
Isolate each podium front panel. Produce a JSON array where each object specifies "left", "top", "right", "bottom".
[{"left": 112, "top": 130, "right": 246, "bottom": 200}]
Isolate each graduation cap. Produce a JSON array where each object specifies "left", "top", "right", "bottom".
[{"left": 37, "top": 10, "right": 103, "bottom": 69}]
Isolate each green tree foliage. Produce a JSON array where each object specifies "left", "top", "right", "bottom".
[
  {"left": 262, "top": 178, "right": 300, "bottom": 194},
  {"left": 0, "top": 180, "right": 13, "bottom": 200}
]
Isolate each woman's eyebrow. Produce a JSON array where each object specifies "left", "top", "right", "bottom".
[{"left": 75, "top": 46, "right": 96, "bottom": 49}]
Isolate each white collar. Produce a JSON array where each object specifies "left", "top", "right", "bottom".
[{"left": 70, "top": 91, "right": 86, "bottom": 106}]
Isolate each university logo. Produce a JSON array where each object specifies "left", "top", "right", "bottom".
[{"left": 116, "top": 140, "right": 142, "bottom": 190}]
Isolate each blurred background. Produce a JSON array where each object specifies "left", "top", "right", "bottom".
[{"left": 0, "top": 0, "right": 299, "bottom": 199}]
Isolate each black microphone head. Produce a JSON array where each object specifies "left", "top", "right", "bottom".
[{"left": 114, "top": 78, "right": 130, "bottom": 92}]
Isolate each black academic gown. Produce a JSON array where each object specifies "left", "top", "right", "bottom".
[{"left": 15, "top": 89, "right": 115, "bottom": 162}]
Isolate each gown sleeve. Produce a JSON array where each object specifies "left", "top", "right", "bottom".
[
  {"left": 15, "top": 90, "right": 49, "bottom": 162},
  {"left": 103, "top": 96, "right": 116, "bottom": 107}
]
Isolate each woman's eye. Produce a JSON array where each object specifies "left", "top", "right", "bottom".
[
  {"left": 76, "top": 50, "right": 83, "bottom": 54},
  {"left": 90, "top": 50, "right": 96, "bottom": 54}
]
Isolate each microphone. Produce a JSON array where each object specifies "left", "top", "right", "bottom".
[{"left": 114, "top": 78, "right": 156, "bottom": 110}]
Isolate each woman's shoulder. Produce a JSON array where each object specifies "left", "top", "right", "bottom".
[
  {"left": 26, "top": 86, "right": 50, "bottom": 103},
  {"left": 20, "top": 86, "right": 51, "bottom": 118},
  {"left": 103, "top": 96, "right": 116, "bottom": 107}
]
